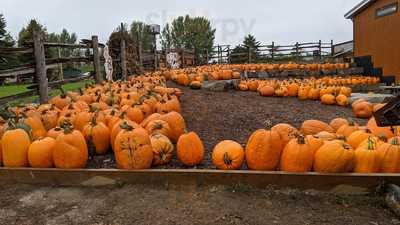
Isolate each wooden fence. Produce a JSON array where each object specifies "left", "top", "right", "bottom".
[{"left": 0, "top": 29, "right": 128, "bottom": 105}]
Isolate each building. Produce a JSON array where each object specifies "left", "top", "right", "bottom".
[{"left": 345, "top": 0, "right": 400, "bottom": 82}]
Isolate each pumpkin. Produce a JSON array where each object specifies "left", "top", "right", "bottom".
[
  {"left": 49, "top": 90, "right": 72, "bottom": 110},
  {"left": 300, "top": 120, "right": 334, "bottom": 135},
  {"left": 280, "top": 135, "right": 314, "bottom": 172},
  {"left": 367, "top": 117, "right": 394, "bottom": 139},
  {"left": 1, "top": 126, "right": 31, "bottom": 167},
  {"left": 53, "top": 122, "right": 88, "bottom": 169},
  {"left": 28, "top": 137, "right": 55, "bottom": 168},
  {"left": 160, "top": 112, "right": 186, "bottom": 143},
  {"left": 271, "top": 123, "right": 298, "bottom": 146},
  {"left": 126, "top": 106, "right": 145, "bottom": 124},
  {"left": 321, "top": 94, "right": 336, "bottom": 105},
  {"left": 82, "top": 116, "right": 110, "bottom": 155},
  {"left": 176, "top": 131, "right": 204, "bottom": 166},
  {"left": 145, "top": 119, "right": 171, "bottom": 137},
  {"left": 335, "top": 94, "right": 349, "bottom": 106},
  {"left": 347, "top": 130, "right": 373, "bottom": 149},
  {"left": 41, "top": 109, "right": 59, "bottom": 131},
  {"left": 114, "top": 122, "right": 153, "bottom": 169},
  {"left": 23, "top": 115, "right": 47, "bottom": 140},
  {"left": 353, "top": 101, "right": 373, "bottom": 118},
  {"left": 314, "top": 131, "right": 337, "bottom": 142},
  {"left": 190, "top": 81, "right": 202, "bottom": 90},
  {"left": 306, "top": 135, "right": 324, "bottom": 154},
  {"left": 314, "top": 141, "right": 354, "bottom": 173},
  {"left": 46, "top": 127, "right": 64, "bottom": 139},
  {"left": 150, "top": 133, "right": 174, "bottom": 166},
  {"left": 377, "top": 138, "right": 400, "bottom": 173},
  {"left": 336, "top": 120, "right": 358, "bottom": 138},
  {"left": 258, "top": 85, "right": 275, "bottom": 97},
  {"left": 354, "top": 137, "right": 381, "bottom": 173},
  {"left": 329, "top": 118, "right": 349, "bottom": 132},
  {"left": 212, "top": 140, "right": 245, "bottom": 170},
  {"left": 245, "top": 129, "right": 283, "bottom": 171},
  {"left": 110, "top": 119, "right": 139, "bottom": 150}
]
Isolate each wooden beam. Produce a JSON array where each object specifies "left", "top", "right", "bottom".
[
  {"left": 0, "top": 168, "right": 399, "bottom": 194},
  {"left": 33, "top": 29, "right": 49, "bottom": 104},
  {"left": 0, "top": 47, "right": 34, "bottom": 55},
  {"left": 92, "top": 36, "right": 102, "bottom": 84},
  {"left": 0, "top": 90, "right": 38, "bottom": 105},
  {"left": 120, "top": 39, "right": 127, "bottom": 81}
]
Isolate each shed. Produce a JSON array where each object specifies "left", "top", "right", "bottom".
[{"left": 345, "top": 0, "right": 400, "bottom": 81}]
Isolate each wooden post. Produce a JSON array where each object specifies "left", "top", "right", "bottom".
[
  {"left": 206, "top": 49, "right": 209, "bottom": 65},
  {"left": 137, "top": 32, "right": 143, "bottom": 70},
  {"left": 227, "top": 45, "right": 231, "bottom": 64},
  {"left": 295, "top": 42, "right": 299, "bottom": 62},
  {"left": 331, "top": 40, "right": 334, "bottom": 57},
  {"left": 153, "top": 34, "right": 158, "bottom": 71},
  {"left": 33, "top": 29, "right": 48, "bottom": 104},
  {"left": 271, "top": 41, "right": 275, "bottom": 61},
  {"left": 318, "top": 40, "right": 322, "bottom": 60},
  {"left": 120, "top": 39, "right": 127, "bottom": 81},
  {"left": 92, "top": 35, "right": 102, "bottom": 84},
  {"left": 181, "top": 49, "right": 185, "bottom": 68},
  {"left": 58, "top": 47, "right": 64, "bottom": 80}
]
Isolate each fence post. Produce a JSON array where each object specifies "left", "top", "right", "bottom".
[
  {"left": 33, "top": 29, "right": 48, "bottom": 104},
  {"left": 295, "top": 42, "right": 299, "bottom": 62},
  {"left": 92, "top": 35, "right": 102, "bottom": 84},
  {"left": 271, "top": 41, "right": 275, "bottom": 61},
  {"left": 318, "top": 40, "right": 322, "bottom": 61},
  {"left": 181, "top": 49, "right": 185, "bottom": 68},
  {"left": 330, "top": 40, "right": 334, "bottom": 57},
  {"left": 227, "top": 45, "right": 231, "bottom": 64},
  {"left": 206, "top": 49, "right": 209, "bottom": 65},
  {"left": 120, "top": 39, "right": 127, "bottom": 81}
]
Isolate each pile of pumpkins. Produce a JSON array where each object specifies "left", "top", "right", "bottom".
[
  {"left": 0, "top": 75, "right": 197, "bottom": 169},
  {"left": 210, "top": 117, "right": 400, "bottom": 173},
  {"left": 237, "top": 76, "right": 380, "bottom": 107}
]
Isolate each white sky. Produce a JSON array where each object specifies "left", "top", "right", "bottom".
[{"left": 1, "top": 0, "right": 360, "bottom": 46}]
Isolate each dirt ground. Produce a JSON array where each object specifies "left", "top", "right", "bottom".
[
  {"left": 0, "top": 183, "right": 397, "bottom": 225},
  {"left": 89, "top": 82, "right": 366, "bottom": 169},
  {"left": 0, "top": 83, "right": 397, "bottom": 225}
]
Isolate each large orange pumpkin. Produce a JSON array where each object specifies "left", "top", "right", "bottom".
[
  {"left": 245, "top": 129, "right": 283, "bottom": 171},
  {"left": 114, "top": 123, "right": 153, "bottom": 169},
  {"left": 280, "top": 135, "right": 314, "bottom": 172},
  {"left": 160, "top": 112, "right": 186, "bottom": 143},
  {"left": 314, "top": 141, "right": 354, "bottom": 173},
  {"left": 53, "top": 123, "right": 88, "bottom": 169},
  {"left": 212, "top": 140, "right": 245, "bottom": 170},
  {"left": 176, "top": 132, "right": 204, "bottom": 166},
  {"left": 377, "top": 138, "right": 400, "bottom": 173},
  {"left": 2, "top": 127, "right": 31, "bottom": 167},
  {"left": 28, "top": 137, "right": 55, "bottom": 168},
  {"left": 354, "top": 137, "right": 381, "bottom": 173},
  {"left": 82, "top": 117, "right": 110, "bottom": 155}
]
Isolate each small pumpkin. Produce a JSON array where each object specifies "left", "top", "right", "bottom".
[
  {"left": 314, "top": 141, "right": 354, "bottom": 173},
  {"left": 329, "top": 118, "right": 349, "bottom": 132},
  {"left": 150, "top": 133, "right": 174, "bottom": 166},
  {"left": 82, "top": 116, "right": 110, "bottom": 155},
  {"left": 354, "top": 137, "right": 381, "bottom": 173},
  {"left": 1, "top": 123, "right": 31, "bottom": 167},
  {"left": 145, "top": 119, "right": 171, "bottom": 137},
  {"left": 280, "top": 134, "right": 314, "bottom": 172},
  {"left": 300, "top": 120, "right": 334, "bottom": 135}
]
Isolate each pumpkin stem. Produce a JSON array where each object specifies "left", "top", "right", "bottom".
[
  {"left": 120, "top": 121, "right": 134, "bottom": 131},
  {"left": 296, "top": 134, "right": 306, "bottom": 145},
  {"left": 60, "top": 121, "right": 74, "bottom": 134},
  {"left": 223, "top": 152, "right": 233, "bottom": 166},
  {"left": 391, "top": 137, "right": 400, "bottom": 146},
  {"left": 263, "top": 120, "right": 273, "bottom": 130},
  {"left": 367, "top": 137, "right": 375, "bottom": 151},
  {"left": 347, "top": 118, "right": 355, "bottom": 126}
]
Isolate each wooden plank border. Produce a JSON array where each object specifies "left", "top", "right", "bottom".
[{"left": 0, "top": 168, "right": 399, "bottom": 193}]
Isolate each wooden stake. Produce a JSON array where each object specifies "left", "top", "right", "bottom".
[
  {"left": 33, "top": 29, "right": 48, "bottom": 104},
  {"left": 92, "top": 35, "right": 102, "bottom": 84}
]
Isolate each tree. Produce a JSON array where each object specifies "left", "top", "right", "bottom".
[
  {"left": 18, "top": 19, "right": 48, "bottom": 46},
  {"left": 0, "top": 14, "right": 15, "bottom": 47},
  {"left": 161, "top": 15, "right": 216, "bottom": 63},
  {"left": 229, "top": 34, "right": 261, "bottom": 63},
  {"left": 130, "top": 21, "right": 153, "bottom": 52}
]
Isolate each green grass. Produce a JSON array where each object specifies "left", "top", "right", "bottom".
[{"left": 1, "top": 80, "right": 93, "bottom": 106}]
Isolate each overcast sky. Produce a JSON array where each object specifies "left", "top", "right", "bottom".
[{"left": 1, "top": 0, "right": 360, "bottom": 46}]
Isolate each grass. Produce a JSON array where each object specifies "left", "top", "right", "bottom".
[{"left": 0, "top": 80, "right": 93, "bottom": 106}]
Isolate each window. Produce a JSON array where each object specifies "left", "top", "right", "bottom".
[{"left": 376, "top": 2, "right": 398, "bottom": 18}]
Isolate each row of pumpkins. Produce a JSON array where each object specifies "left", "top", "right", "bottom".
[{"left": 158, "top": 63, "right": 354, "bottom": 84}]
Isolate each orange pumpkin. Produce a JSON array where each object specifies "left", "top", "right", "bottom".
[
  {"left": 280, "top": 135, "right": 314, "bottom": 172},
  {"left": 1, "top": 127, "right": 31, "bottom": 167},
  {"left": 145, "top": 119, "right": 171, "bottom": 137},
  {"left": 353, "top": 101, "right": 373, "bottom": 119},
  {"left": 28, "top": 137, "right": 55, "bottom": 168},
  {"left": 114, "top": 123, "right": 153, "bottom": 169},
  {"left": 82, "top": 117, "right": 110, "bottom": 155},
  {"left": 329, "top": 118, "right": 349, "bottom": 132},
  {"left": 367, "top": 117, "right": 394, "bottom": 139},
  {"left": 245, "top": 129, "right": 283, "bottom": 171},
  {"left": 53, "top": 123, "right": 88, "bottom": 169},
  {"left": 354, "top": 137, "right": 381, "bottom": 173},
  {"left": 300, "top": 120, "right": 334, "bottom": 135},
  {"left": 212, "top": 140, "right": 245, "bottom": 170},
  {"left": 176, "top": 132, "right": 204, "bottom": 166},
  {"left": 314, "top": 141, "right": 354, "bottom": 173},
  {"left": 150, "top": 133, "right": 174, "bottom": 166},
  {"left": 377, "top": 138, "right": 400, "bottom": 173},
  {"left": 160, "top": 112, "right": 186, "bottom": 143}
]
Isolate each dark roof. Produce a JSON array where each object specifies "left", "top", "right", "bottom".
[{"left": 345, "top": 0, "right": 377, "bottom": 19}]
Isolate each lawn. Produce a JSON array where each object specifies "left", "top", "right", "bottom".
[{"left": 0, "top": 80, "right": 93, "bottom": 106}]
